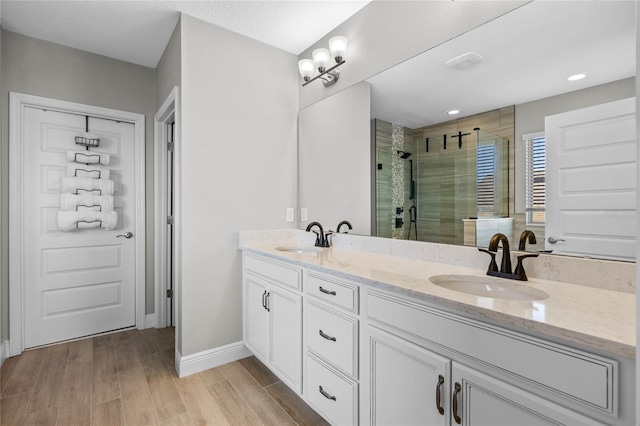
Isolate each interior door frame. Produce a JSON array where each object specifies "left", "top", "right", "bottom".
[
  {"left": 154, "top": 87, "right": 180, "bottom": 330},
  {"left": 9, "top": 92, "right": 146, "bottom": 357}
]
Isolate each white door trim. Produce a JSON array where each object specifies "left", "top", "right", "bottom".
[
  {"left": 9, "top": 92, "right": 146, "bottom": 357},
  {"left": 154, "top": 87, "right": 179, "bottom": 329}
]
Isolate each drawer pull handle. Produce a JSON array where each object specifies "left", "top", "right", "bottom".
[
  {"left": 261, "top": 291, "right": 267, "bottom": 310},
  {"left": 319, "top": 330, "right": 337, "bottom": 342},
  {"left": 319, "top": 385, "right": 337, "bottom": 401},
  {"left": 265, "top": 292, "right": 270, "bottom": 312},
  {"left": 452, "top": 382, "right": 462, "bottom": 424},
  {"left": 319, "top": 286, "right": 336, "bottom": 296},
  {"left": 435, "top": 374, "right": 445, "bottom": 415}
]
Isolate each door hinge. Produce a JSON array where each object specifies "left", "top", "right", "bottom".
[
  {"left": 166, "top": 289, "right": 173, "bottom": 298},
  {"left": 167, "top": 216, "right": 174, "bottom": 225},
  {"left": 167, "top": 142, "right": 175, "bottom": 151}
]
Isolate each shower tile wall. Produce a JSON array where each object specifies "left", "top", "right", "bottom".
[
  {"left": 375, "top": 120, "right": 416, "bottom": 238},
  {"left": 375, "top": 106, "right": 515, "bottom": 245}
]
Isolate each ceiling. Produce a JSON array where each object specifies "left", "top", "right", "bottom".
[
  {"left": 368, "top": 1, "right": 636, "bottom": 129},
  {"left": 0, "top": 0, "right": 371, "bottom": 68}
]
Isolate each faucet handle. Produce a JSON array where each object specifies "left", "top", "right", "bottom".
[
  {"left": 514, "top": 253, "right": 539, "bottom": 281},
  {"left": 478, "top": 248, "right": 499, "bottom": 274}
]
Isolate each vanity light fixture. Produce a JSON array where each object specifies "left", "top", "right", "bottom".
[
  {"left": 567, "top": 73, "right": 586, "bottom": 81},
  {"left": 298, "top": 36, "right": 347, "bottom": 87}
]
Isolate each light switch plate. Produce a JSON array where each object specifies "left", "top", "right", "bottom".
[
  {"left": 286, "top": 207, "right": 295, "bottom": 222},
  {"left": 300, "top": 207, "right": 308, "bottom": 222}
]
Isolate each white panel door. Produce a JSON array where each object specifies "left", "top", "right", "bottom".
[
  {"left": 545, "top": 97, "right": 636, "bottom": 260},
  {"left": 268, "top": 285, "right": 302, "bottom": 393},
  {"left": 23, "top": 107, "right": 136, "bottom": 347}
]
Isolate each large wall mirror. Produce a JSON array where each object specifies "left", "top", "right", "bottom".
[{"left": 298, "top": 1, "right": 636, "bottom": 262}]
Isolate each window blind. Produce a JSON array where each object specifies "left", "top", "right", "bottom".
[
  {"left": 477, "top": 144, "right": 495, "bottom": 214},
  {"left": 526, "top": 137, "right": 546, "bottom": 224}
]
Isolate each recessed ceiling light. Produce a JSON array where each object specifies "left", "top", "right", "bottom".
[
  {"left": 568, "top": 73, "right": 586, "bottom": 81},
  {"left": 447, "top": 110, "right": 460, "bottom": 115}
]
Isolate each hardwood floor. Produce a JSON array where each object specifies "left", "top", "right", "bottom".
[{"left": 1, "top": 328, "right": 328, "bottom": 426}]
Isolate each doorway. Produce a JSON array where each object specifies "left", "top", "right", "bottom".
[{"left": 9, "top": 93, "right": 146, "bottom": 356}]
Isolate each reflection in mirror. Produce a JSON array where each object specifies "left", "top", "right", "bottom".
[{"left": 366, "top": 1, "right": 636, "bottom": 261}]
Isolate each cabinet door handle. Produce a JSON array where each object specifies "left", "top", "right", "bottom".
[
  {"left": 319, "top": 385, "right": 336, "bottom": 401},
  {"left": 265, "top": 292, "right": 270, "bottom": 312},
  {"left": 261, "top": 291, "right": 267, "bottom": 310},
  {"left": 435, "top": 374, "right": 445, "bottom": 415},
  {"left": 319, "top": 330, "right": 337, "bottom": 342},
  {"left": 452, "top": 382, "right": 462, "bottom": 424},
  {"left": 319, "top": 286, "right": 336, "bottom": 296}
]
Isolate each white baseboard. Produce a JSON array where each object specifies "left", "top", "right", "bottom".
[
  {"left": 1, "top": 340, "right": 9, "bottom": 366},
  {"left": 176, "top": 341, "right": 251, "bottom": 378},
  {"left": 145, "top": 314, "right": 156, "bottom": 329}
]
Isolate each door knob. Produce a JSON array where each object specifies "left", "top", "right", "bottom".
[
  {"left": 547, "top": 236, "right": 565, "bottom": 244},
  {"left": 117, "top": 232, "right": 133, "bottom": 239}
]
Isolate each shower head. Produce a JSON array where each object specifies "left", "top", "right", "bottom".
[{"left": 397, "top": 150, "right": 412, "bottom": 159}]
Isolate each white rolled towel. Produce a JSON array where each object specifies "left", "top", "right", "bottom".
[
  {"left": 57, "top": 211, "right": 118, "bottom": 231},
  {"left": 66, "top": 149, "right": 110, "bottom": 166},
  {"left": 61, "top": 177, "right": 114, "bottom": 195},
  {"left": 60, "top": 194, "right": 114, "bottom": 212},
  {"left": 67, "top": 163, "right": 110, "bottom": 179}
]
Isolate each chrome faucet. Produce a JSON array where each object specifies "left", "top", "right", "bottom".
[
  {"left": 336, "top": 220, "right": 352, "bottom": 233},
  {"left": 305, "top": 222, "right": 329, "bottom": 247},
  {"left": 479, "top": 233, "right": 539, "bottom": 281},
  {"left": 518, "top": 230, "right": 537, "bottom": 251}
]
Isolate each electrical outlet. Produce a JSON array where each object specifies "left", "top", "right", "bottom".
[
  {"left": 300, "top": 207, "right": 308, "bottom": 222},
  {"left": 285, "top": 207, "right": 295, "bottom": 222}
]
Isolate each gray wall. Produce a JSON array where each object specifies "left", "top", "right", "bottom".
[
  {"left": 299, "top": 81, "right": 371, "bottom": 235},
  {"left": 179, "top": 14, "right": 298, "bottom": 356},
  {"left": 156, "top": 18, "right": 181, "bottom": 108},
  {"left": 1, "top": 30, "right": 157, "bottom": 342},
  {"left": 298, "top": 0, "right": 527, "bottom": 110},
  {"left": 513, "top": 77, "right": 635, "bottom": 213}
]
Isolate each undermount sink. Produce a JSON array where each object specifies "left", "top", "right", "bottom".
[
  {"left": 275, "top": 246, "right": 323, "bottom": 254},
  {"left": 429, "top": 275, "right": 550, "bottom": 301}
]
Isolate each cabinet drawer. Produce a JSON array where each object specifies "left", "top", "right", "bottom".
[
  {"left": 306, "top": 300, "right": 358, "bottom": 378},
  {"left": 244, "top": 254, "right": 301, "bottom": 290},
  {"left": 305, "top": 353, "right": 358, "bottom": 426},
  {"left": 306, "top": 271, "right": 358, "bottom": 313},
  {"left": 366, "top": 290, "right": 617, "bottom": 415}
]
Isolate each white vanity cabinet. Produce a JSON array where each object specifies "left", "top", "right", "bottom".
[
  {"left": 363, "top": 326, "right": 450, "bottom": 426},
  {"left": 363, "top": 288, "right": 623, "bottom": 426},
  {"left": 303, "top": 270, "right": 360, "bottom": 425},
  {"left": 243, "top": 253, "right": 303, "bottom": 393}
]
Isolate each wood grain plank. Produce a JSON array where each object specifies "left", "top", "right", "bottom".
[
  {"left": 206, "top": 379, "right": 261, "bottom": 426},
  {"left": 68, "top": 338, "right": 93, "bottom": 364},
  {"left": 0, "top": 356, "right": 20, "bottom": 395},
  {"left": 92, "top": 351, "right": 120, "bottom": 406},
  {"left": 26, "top": 365, "right": 66, "bottom": 414},
  {"left": 238, "top": 356, "right": 279, "bottom": 387},
  {"left": 23, "top": 406, "right": 59, "bottom": 426},
  {"left": 197, "top": 367, "right": 225, "bottom": 387},
  {"left": 160, "top": 412, "right": 194, "bottom": 426},
  {"left": 60, "top": 360, "right": 92, "bottom": 407},
  {"left": 57, "top": 403, "right": 91, "bottom": 426},
  {"left": 1, "top": 391, "right": 30, "bottom": 425},
  {"left": 92, "top": 398, "right": 125, "bottom": 426},
  {"left": 119, "top": 366, "right": 159, "bottom": 425},
  {"left": 143, "top": 352, "right": 187, "bottom": 422},
  {"left": 173, "top": 375, "right": 229, "bottom": 426},
  {"left": 265, "top": 381, "right": 329, "bottom": 426},
  {"left": 1, "top": 348, "right": 46, "bottom": 397},
  {"left": 219, "top": 362, "right": 295, "bottom": 426}
]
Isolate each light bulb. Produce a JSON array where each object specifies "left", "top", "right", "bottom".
[
  {"left": 329, "top": 36, "right": 348, "bottom": 63},
  {"left": 312, "top": 48, "right": 331, "bottom": 72},
  {"left": 298, "top": 59, "right": 315, "bottom": 81}
]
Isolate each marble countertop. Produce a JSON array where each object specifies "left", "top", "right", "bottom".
[{"left": 240, "top": 242, "right": 636, "bottom": 359}]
